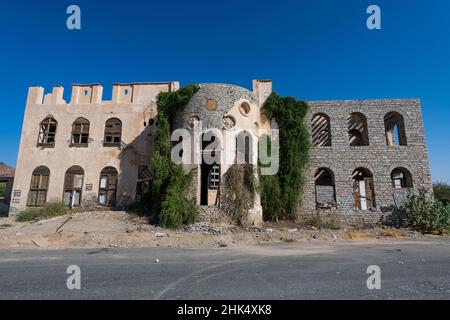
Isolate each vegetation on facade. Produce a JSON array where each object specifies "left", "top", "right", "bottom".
[
  {"left": 433, "top": 182, "right": 450, "bottom": 206},
  {"left": 259, "top": 93, "right": 311, "bottom": 221},
  {"left": 15, "top": 202, "right": 68, "bottom": 222},
  {"left": 0, "top": 182, "right": 6, "bottom": 198},
  {"left": 145, "top": 85, "right": 200, "bottom": 229},
  {"left": 223, "top": 164, "right": 257, "bottom": 225},
  {"left": 401, "top": 191, "right": 450, "bottom": 233}
]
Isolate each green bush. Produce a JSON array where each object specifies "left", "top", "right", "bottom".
[
  {"left": 16, "top": 202, "right": 68, "bottom": 222},
  {"left": 433, "top": 182, "right": 450, "bottom": 206},
  {"left": 224, "top": 164, "right": 257, "bottom": 225},
  {"left": 261, "top": 93, "right": 311, "bottom": 220},
  {"left": 403, "top": 192, "right": 450, "bottom": 233},
  {"left": 144, "top": 85, "right": 199, "bottom": 228}
]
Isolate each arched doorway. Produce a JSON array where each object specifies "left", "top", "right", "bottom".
[{"left": 99, "top": 167, "right": 118, "bottom": 207}]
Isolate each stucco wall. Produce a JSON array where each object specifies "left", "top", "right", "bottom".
[{"left": 10, "top": 82, "right": 178, "bottom": 214}]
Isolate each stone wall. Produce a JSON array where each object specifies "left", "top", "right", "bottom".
[{"left": 299, "top": 99, "right": 433, "bottom": 224}]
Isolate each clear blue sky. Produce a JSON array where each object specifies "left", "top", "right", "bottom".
[{"left": 0, "top": 0, "right": 449, "bottom": 183}]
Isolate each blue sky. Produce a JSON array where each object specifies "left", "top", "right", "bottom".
[{"left": 0, "top": 0, "right": 449, "bottom": 182}]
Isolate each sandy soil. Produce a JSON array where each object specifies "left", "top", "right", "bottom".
[{"left": 0, "top": 210, "right": 442, "bottom": 249}]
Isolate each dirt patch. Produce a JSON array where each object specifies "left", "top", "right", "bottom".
[{"left": 0, "top": 210, "right": 442, "bottom": 250}]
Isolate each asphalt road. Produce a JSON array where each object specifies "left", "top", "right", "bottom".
[{"left": 0, "top": 239, "right": 449, "bottom": 300}]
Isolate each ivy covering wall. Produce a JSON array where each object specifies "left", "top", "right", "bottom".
[
  {"left": 259, "top": 92, "right": 311, "bottom": 221},
  {"left": 147, "top": 85, "right": 200, "bottom": 229}
]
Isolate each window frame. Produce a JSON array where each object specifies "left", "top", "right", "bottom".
[
  {"left": 27, "top": 166, "right": 50, "bottom": 207},
  {"left": 37, "top": 117, "right": 58, "bottom": 148},
  {"left": 70, "top": 117, "right": 90, "bottom": 147},
  {"left": 103, "top": 118, "right": 122, "bottom": 147}
]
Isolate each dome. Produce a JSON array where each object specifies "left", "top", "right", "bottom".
[{"left": 173, "top": 83, "right": 257, "bottom": 130}]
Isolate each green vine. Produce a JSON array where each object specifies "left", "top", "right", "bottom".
[
  {"left": 260, "top": 92, "right": 311, "bottom": 221},
  {"left": 146, "top": 84, "right": 200, "bottom": 229}
]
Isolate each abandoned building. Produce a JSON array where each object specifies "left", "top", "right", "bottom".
[
  {"left": 0, "top": 162, "right": 15, "bottom": 216},
  {"left": 9, "top": 80, "right": 433, "bottom": 225}
]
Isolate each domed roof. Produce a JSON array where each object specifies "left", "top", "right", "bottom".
[{"left": 173, "top": 83, "right": 257, "bottom": 130}]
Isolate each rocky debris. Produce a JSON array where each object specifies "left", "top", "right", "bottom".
[
  {"left": 184, "top": 223, "right": 232, "bottom": 235},
  {"left": 155, "top": 232, "right": 167, "bottom": 238}
]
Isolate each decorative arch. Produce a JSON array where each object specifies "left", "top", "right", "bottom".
[
  {"left": 71, "top": 117, "right": 90, "bottom": 147},
  {"left": 314, "top": 168, "right": 336, "bottom": 209},
  {"left": 312, "top": 113, "right": 332, "bottom": 147},
  {"left": 38, "top": 116, "right": 58, "bottom": 147},
  {"left": 104, "top": 118, "right": 122, "bottom": 147},
  {"left": 27, "top": 166, "right": 50, "bottom": 207},
  {"left": 391, "top": 167, "right": 413, "bottom": 189},
  {"left": 99, "top": 167, "right": 118, "bottom": 207},
  {"left": 63, "top": 166, "right": 85, "bottom": 207},
  {"left": 352, "top": 167, "right": 375, "bottom": 210},
  {"left": 347, "top": 112, "right": 369, "bottom": 146},
  {"left": 384, "top": 112, "right": 407, "bottom": 146}
]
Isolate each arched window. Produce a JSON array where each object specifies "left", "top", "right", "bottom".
[
  {"left": 71, "top": 118, "right": 90, "bottom": 147},
  {"left": 384, "top": 112, "right": 407, "bottom": 146},
  {"left": 391, "top": 168, "right": 413, "bottom": 189},
  {"left": 236, "top": 131, "right": 253, "bottom": 164},
  {"left": 348, "top": 113, "right": 369, "bottom": 146},
  {"left": 352, "top": 168, "right": 375, "bottom": 210},
  {"left": 104, "top": 118, "right": 122, "bottom": 147},
  {"left": 314, "top": 168, "right": 336, "bottom": 209},
  {"left": 99, "top": 167, "right": 118, "bottom": 207},
  {"left": 28, "top": 166, "right": 50, "bottom": 207},
  {"left": 312, "top": 113, "right": 332, "bottom": 147},
  {"left": 63, "top": 166, "right": 84, "bottom": 207},
  {"left": 38, "top": 117, "right": 57, "bottom": 147}
]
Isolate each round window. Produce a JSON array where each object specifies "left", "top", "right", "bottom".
[{"left": 239, "top": 102, "right": 251, "bottom": 116}]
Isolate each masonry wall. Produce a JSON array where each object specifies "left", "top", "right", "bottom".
[
  {"left": 10, "top": 82, "right": 179, "bottom": 214},
  {"left": 300, "top": 99, "right": 433, "bottom": 224}
]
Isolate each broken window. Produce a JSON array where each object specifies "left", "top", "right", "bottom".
[
  {"left": 104, "top": 118, "right": 122, "bottom": 147},
  {"left": 312, "top": 113, "right": 332, "bottom": 147},
  {"left": 384, "top": 112, "right": 407, "bottom": 146},
  {"left": 38, "top": 117, "right": 57, "bottom": 147},
  {"left": 391, "top": 168, "right": 413, "bottom": 189},
  {"left": 71, "top": 117, "right": 90, "bottom": 147},
  {"left": 208, "top": 165, "right": 220, "bottom": 189},
  {"left": 314, "top": 168, "right": 336, "bottom": 209},
  {"left": 27, "top": 166, "right": 50, "bottom": 207},
  {"left": 347, "top": 113, "right": 369, "bottom": 146},
  {"left": 352, "top": 168, "right": 375, "bottom": 210},
  {"left": 98, "top": 167, "right": 118, "bottom": 207},
  {"left": 63, "top": 166, "right": 84, "bottom": 207}
]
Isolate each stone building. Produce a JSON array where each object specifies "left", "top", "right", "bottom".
[{"left": 9, "top": 80, "right": 433, "bottom": 225}]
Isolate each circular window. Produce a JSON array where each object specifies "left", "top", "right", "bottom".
[
  {"left": 239, "top": 102, "right": 251, "bottom": 116},
  {"left": 187, "top": 116, "right": 200, "bottom": 130},
  {"left": 223, "top": 116, "right": 236, "bottom": 130},
  {"left": 205, "top": 99, "right": 218, "bottom": 111}
]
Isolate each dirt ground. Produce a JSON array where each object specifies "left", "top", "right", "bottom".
[{"left": 0, "top": 210, "right": 443, "bottom": 249}]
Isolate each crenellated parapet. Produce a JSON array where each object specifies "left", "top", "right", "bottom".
[{"left": 26, "top": 82, "right": 180, "bottom": 107}]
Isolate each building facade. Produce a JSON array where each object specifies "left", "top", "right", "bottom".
[{"left": 9, "top": 80, "right": 433, "bottom": 226}]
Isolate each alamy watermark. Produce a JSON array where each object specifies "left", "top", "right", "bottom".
[
  {"left": 66, "top": 265, "right": 81, "bottom": 290},
  {"left": 170, "top": 122, "right": 279, "bottom": 176},
  {"left": 366, "top": 265, "right": 381, "bottom": 290},
  {"left": 367, "top": 5, "right": 381, "bottom": 30},
  {"left": 67, "top": 5, "right": 81, "bottom": 30}
]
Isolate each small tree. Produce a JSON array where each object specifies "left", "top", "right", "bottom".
[
  {"left": 403, "top": 191, "right": 450, "bottom": 233},
  {"left": 433, "top": 182, "right": 450, "bottom": 206}
]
